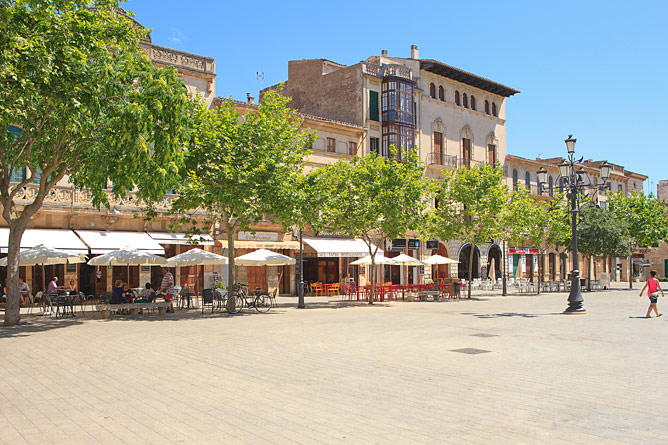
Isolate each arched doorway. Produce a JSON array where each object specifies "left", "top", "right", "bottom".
[
  {"left": 487, "top": 244, "right": 502, "bottom": 280},
  {"left": 458, "top": 243, "right": 480, "bottom": 280},
  {"left": 432, "top": 243, "right": 449, "bottom": 280}
]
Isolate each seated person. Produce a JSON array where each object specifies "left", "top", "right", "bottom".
[
  {"left": 67, "top": 280, "right": 77, "bottom": 296},
  {"left": 18, "top": 278, "right": 29, "bottom": 306},
  {"left": 135, "top": 283, "right": 154, "bottom": 303},
  {"left": 110, "top": 280, "right": 126, "bottom": 305},
  {"left": 122, "top": 282, "right": 134, "bottom": 303}
]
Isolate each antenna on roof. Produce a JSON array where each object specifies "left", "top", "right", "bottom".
[
  {"left": 256, "top": 71, "right": 264, "bottom": 93},
  {"left": 537, "top": 152, "right": 543, "bottom": 159}
]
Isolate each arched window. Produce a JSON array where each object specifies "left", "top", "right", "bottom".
[
  {"left": 525, "top": 171, "right": 531, "bottom": 191},
  {"left": 438, "top": 85, "right": 444, "bottom": 101},
  {"left": 470, "top": 95, "right": 476, "bottom": 110},
  {"left": 462, "top": 93, "right": 468, "bottom": 108},
  {"left": 455, "top": 90, "right": 460, "bottom": 106},
  {"left": 429, "top": 83, "right": 436, "bottom": 98},
  {"left": 492, "top": 102, "right": 497, "bottom": 117},
  {"left": 485, "top": 100, "right": 490, "bottom": 114},
  {"left": 512, "top": 169, "right": 518, "bottom": 191},
  {"left": 548, "top": 176, "right": 554, "bottom": 196}
]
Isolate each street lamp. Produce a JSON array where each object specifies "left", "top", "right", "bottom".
[
  {"left": 297, "top": 228, "right": 305, "bottom": 309},
  {"left": 538, "top": 135, "right": 611, "bottom": 314}
]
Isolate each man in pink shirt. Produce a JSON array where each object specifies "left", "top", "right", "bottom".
[{"left": 160, "top": 267, "right": 175, "bottom": 313}]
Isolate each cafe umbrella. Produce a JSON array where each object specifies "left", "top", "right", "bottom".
[
  {"left": 0, "top": 244, "right": 87, "bottom": 309},
  {"left": 88, "top": 248, "right": 167, "bottom": 291},
  {"left": 166, "top": 248, "right": 228, "bottom": 296}
]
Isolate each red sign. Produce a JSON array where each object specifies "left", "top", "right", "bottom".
[{"left": 509, "top": 247, "right": 539, "bottom": 255}]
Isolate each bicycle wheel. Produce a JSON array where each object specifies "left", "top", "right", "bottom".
[
  {"left": 254, "top": 294, "right": 271, "bottom": 313},
  {"left": 226, "top": 294, "right": 244, "bottom": 314}
]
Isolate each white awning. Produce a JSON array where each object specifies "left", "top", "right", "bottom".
[
  {"left": 302, "top": 237, "right": 381, "bottom": 258},
  {"left": 148, "top": 232, "right": 214, "bottom": 246},
  {"left": 74, "top": 230, "right": 165, "bottom": 255},
  {"left": 0, "top": 228, "right": 88, "bottom": 254}
]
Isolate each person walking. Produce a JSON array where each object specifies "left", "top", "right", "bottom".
[
  {"left": 639, "top": 270, "right": 664, "bottom": 318},
  {"left": 160, "top": 267, "right": 176, "bottom": 313}
]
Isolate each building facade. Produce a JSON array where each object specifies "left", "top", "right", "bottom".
[{"left": 264, "top": 45, "right": 519, "bottom": 283}]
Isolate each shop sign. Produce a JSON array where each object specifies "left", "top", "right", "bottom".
[
  {"left": 391, "top": 239, "right": 406, "bottom": 250},
  {"left": 509, "top": 247, "right": 539, "bottom": 255},
  {"left": 408, "top": 239, "right": 419, "bottom": 249},
  {"left": 426, "top": 239, "right": 439, "bottom": 249},
  {"left": 238, "top": 231, "right": 278, "bottom": 241},
  {"left": 521, "top": 255, "right": 526, "bottom": 273}
]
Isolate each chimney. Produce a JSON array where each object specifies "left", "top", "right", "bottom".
[
  {"left": 381, "top": 49, "right": 388, "bottom": 56},
  {"left": 410, "top": 44, "right": 419, "bottom": 59},
  {"left": 246, "top": 93, "right": 255, "bottom": 105}
]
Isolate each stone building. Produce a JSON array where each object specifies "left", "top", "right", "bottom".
[
  {"left": 263, "top": 45, "right": 519, "bottom": 283},
  {"left": 0, "top": 17, "right": 218, "bottom": 296},
  {"left": 503, "top": 154, "right": 648, "bottom": 284}
]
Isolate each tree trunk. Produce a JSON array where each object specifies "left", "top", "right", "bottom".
[
  {"left": 537, "top": 252, "right": 542, "bottom": 295},
  {"left": 467, "top": 243, "right": 474, "bottom": 299},
  {"left": 628, "top": 254, "right": 633, "bottom": 289},
  {"left": 369, "top": 258, "right": 376, "bottom": 305},
  {"left": 226, "top": 226, "right": 237, "bottom": 291},
  {"left": 587, "top": 256, "right": 592, "bottom": 291},
  {"left": 4, "top": 222, "right": 28, "bottom": 326}
]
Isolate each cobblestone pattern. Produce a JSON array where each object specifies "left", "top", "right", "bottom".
[{"left": 1, "top": 288, "right": 667, "bottom": 444}]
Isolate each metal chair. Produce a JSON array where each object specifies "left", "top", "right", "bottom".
[
  {"left": 74, "top": 291, "right": 89, "bottom": 314},
  {"left": 201, "top": 288, "right": 215, "bottom": 313},
  {"left": 44, "top": 292, "right": 59, "bottom": 316},
  {"left": 267, "top": 288, "right": 278, "bottom": 307}
]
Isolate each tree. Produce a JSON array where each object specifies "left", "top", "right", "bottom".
[
  {"left": 171, "top": 91, "right": 315, "bottom": 289},
  {"left": 307, "top": 147, "right": 433, "bottom": 304},
  {"left": 0, "top": 1, "right": 192, "bottom": 325},
  {"left": 427, "top": 164, "right": 508, "bottom": 298},
  {"left": 609, "top": 191, "right": 668, "bottom": 288},
  {"left": 575, "top": 204, "right": 630, "bottom": 289},
  {"left": 504, "top": 188, "right": 570, "bottom": 294}
]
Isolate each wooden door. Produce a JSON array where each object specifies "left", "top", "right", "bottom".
[{"left": 247, "top": 266, "right": 266, "bottom": 293}]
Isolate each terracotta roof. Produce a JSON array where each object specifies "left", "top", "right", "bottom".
[{"left": 420, "top": 60, "right": 519, "bottom": 97}]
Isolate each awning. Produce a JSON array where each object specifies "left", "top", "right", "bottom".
[
  {"left": 233, "top": 240, "right": 301, "bottom": 250},
  {"left": 74, "top": 230, "right": 165, "bottom": 255},
  {"left": 302, "top": 237, "right": 382, "bottom": 258},
  {"left": 0, "top": 228, "right": 88, "bottom": 254},
  {"left": 148, "top": 232, "right": 214, "bottom": 246}
]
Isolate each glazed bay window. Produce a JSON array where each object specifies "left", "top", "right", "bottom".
[
  {"left": 326, "top": 137, "right": 335, "bottom": 153},
  {"left": 381, "top": 77, "right": 416, "bottom": 161},
  {"left": 382, "top": 124, "right": 415, "bottom": 161}
]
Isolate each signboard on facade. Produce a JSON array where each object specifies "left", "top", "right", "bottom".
[
  {"left": 238, "top": 231, "right": 279, "bottom": 242},
  {"left": 426, "top": 239, "right": 439, "bottom": 249},
  {"left": 391, "top": 239, "right": 406, "bottom": 250},
  {"left": 509, "top": 247, "right": 539, "bottom": 255},
  {"left": 408, "top": 239, "right": 419, "bottom": 249},
  {"left": 521, "top": 255, "right": 526, "bottom": 273}
]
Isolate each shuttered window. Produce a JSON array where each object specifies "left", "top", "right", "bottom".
[{"left": 369, "top": 91, "right": 379, "bottom": 121}]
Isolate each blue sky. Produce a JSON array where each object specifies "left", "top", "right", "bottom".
[{"left": 125, "top": 0, "right": 667, "bottom": 192}]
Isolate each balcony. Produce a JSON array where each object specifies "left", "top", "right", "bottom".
[
  {"left": 11, "top": 184, "right": 178, "bottom": 213},
  {"left": 362, "top": 62, "right": 413, "bottom": 81},
  {"left": 427, "top": 152, "right": 457, "bottom": 167}
]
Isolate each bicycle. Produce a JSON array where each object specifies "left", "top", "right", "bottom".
[{"left": 226, "top": 283, "right": 271, "bottom": 314}]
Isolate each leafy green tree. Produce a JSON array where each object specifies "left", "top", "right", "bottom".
[
  {"left": 609, "top": 191, "right": 668, "bottom": 288},
  {"left": 504, "top": 188, "right": 570, "bottom": 293},
  {"left": 171, "top": 91, "right": 315, "bottom": 289},
  {"left": 0, "top": 1, "right": 192, "bottom": 325},
  {"left": 575, "top": 204, "right": 630, "bottom": 289},
  {"left": 307, "top": 147, "right": 433, "bottom": 303},
  {"left": 427, "top": 164, "right": 508, "bottom": 298}
]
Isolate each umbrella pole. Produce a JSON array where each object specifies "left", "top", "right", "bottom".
[{"left": 42, "top": 263, "right": 46, "bottom": 312}]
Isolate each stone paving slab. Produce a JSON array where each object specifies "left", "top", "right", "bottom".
[{"left": 1, "top": 287, "right": 668, "bottom": 443}]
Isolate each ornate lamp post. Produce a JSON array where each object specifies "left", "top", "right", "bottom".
[
  {"left": 537, "top": 135, "right": 611, "bottom": 314},
  {"left": 297, "top": 228, "right": 305, "bottom": 309}
]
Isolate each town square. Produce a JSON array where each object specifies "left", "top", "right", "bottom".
[{"left": 1, "top": 0, "right": 668, "bottom": 443}]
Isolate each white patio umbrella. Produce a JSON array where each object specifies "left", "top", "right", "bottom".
[
  {"left": 88, "top": 248, "right": 167, "bottom": 290},
  {"left": 0, "top": 244, "right": 87, "bottom": 300},
  {"left": 350, "top": 254, "right": 397, "bottom": 265},
  {"left": 390, "top": 253, "right": 424, "bottom": 266},
  {"left": 166, "top": 248, "right": 228, "bottom": 267},
  {"left": 423, "top": 254, "right": 459, "bottom": 281},
  {"left": 0, "top": 244, "right": 86, "bottom": 267},
  {"left": 234, "top": 249, "right": 295, "bottom": 266},
  {"left": 166, "top": 248, "right": 228, "bottom": 296}
]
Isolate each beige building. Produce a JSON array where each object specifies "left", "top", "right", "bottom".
[
  {"left": 264, "top": 45, "right": 519, "bottom": 284},
  {"left": 1, "top": 17, "right": 218, "bottom": 296},
  {"left": 503, "top": 154, "right": 648, "bottom": 284}
]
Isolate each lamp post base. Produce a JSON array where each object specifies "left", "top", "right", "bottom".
[{"left": 563, "top": 270, "right": 586, "bottom": 314}]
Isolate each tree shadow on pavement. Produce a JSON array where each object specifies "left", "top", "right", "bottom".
[
  {"left": 472, "top": 312, "right": 563, "bottom": 318},
  {"left": 0, "top": 316, "right": 84, "bottom": 338}
]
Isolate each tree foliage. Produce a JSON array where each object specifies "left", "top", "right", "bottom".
[
  {"left": 306, "top": 147, "right": 433, "bottom": 303},
  {"left": 171, "top": 90, "right": 315, "bottom": 288},
  {"left": 0, "top": 0, "right": 193, "bottom": 325},
  {"left": 427, "top": 164, "right": 508, "bottom": 298}
]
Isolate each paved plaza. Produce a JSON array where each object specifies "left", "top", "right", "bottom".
[{"left": 1, "top": 286, "right": 668, "bottom": 444}]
